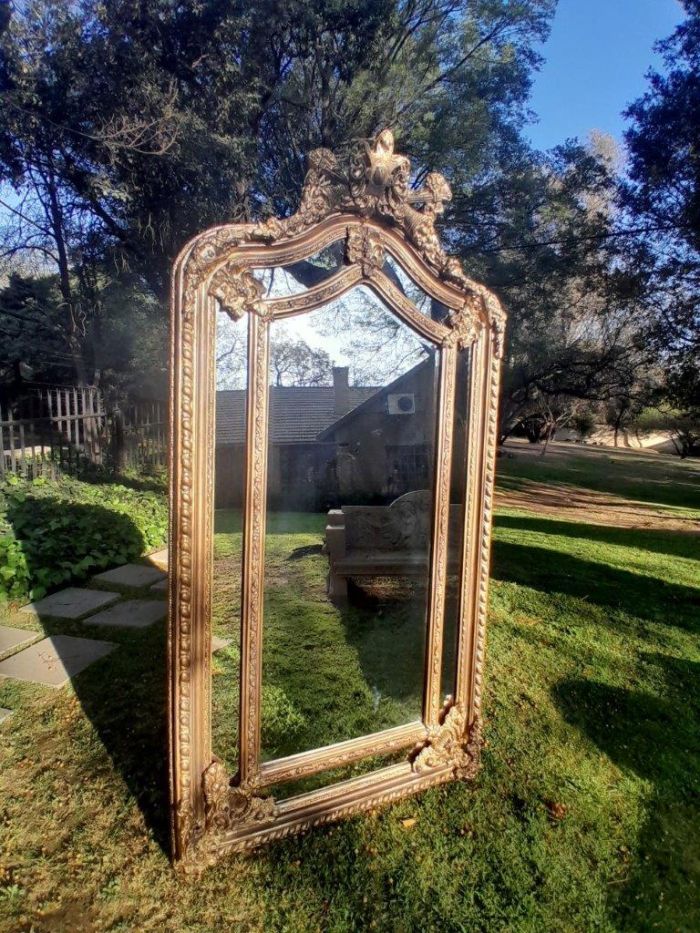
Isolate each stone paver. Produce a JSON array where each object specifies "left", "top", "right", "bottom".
[
  {"left": 212, "top": 636, "right": 231, "bottom": 653},
  {"left": 92, "top": 563, "right": 166, "bottom": 590},
  {"left": 0, "top": 708, "right": 13, "bottom": 722},
  {"left": 85, "top": 599, "right": 167, "bottom": 630},
  {"left": 150, "top": 577, "right": 168, "bottom": 593},
  {"left": 20, "top": 588, "right": 119, "bottom": 620},
  {"left": 0, "top": 625, "right": 39, "bottom": 657},
  {"left": 148, "top": 549, "right": 168, "bottom": 570},
  {"left": 0, "top": 635, "right": 114, "bottom": 688}
]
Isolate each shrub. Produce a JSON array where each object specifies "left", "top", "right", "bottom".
[{"left": 0, "top": 476, "right": 167, "bottom": 604}]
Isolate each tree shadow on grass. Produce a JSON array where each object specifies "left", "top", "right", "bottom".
[
  {"left": 5, "top": 497, "right": 170, "bottom": 855},
  {"left": 496, "top": 512, "right": 700, "bottom": 561},
  {"left": 497, "top": 460, "right": 700, "bottom": 513},
  {"left": 552, "top": 655, "right": 700, "bottom": 930},
  {"left": 491, "top": 540, "right": 700, "bottom": 632}
]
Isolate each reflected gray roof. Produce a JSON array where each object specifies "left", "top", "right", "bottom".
[
  {"left": 216, "top": 386, "right": 377, "bottom": 445},
  {"left": 317, "top": 358, "right": 433, "bottom": 441}
]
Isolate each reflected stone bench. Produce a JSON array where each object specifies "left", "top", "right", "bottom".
[{"left": 324, "top": 490, "right": 461, "bottom": 598}]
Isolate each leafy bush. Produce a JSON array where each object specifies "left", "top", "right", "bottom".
[{"left": 0, "top": 476, "right": 167, "bottom": 604}]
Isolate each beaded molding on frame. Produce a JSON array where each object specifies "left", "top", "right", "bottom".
[{"left": 169, "top": 128, "right": 506, "bottom": 872}]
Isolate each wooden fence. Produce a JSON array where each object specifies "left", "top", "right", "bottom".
[
  {"left": 114, "top": 399, "right": 168, "bottom": 473},
  {"left": 0, "top": 386, "right": 167, "bottom": 478}
]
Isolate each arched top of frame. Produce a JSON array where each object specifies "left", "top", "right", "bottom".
[{"left": 174, "top": 129, "right": 506, "bottom": 356}]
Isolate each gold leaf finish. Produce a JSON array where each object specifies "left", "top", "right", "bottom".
[
  {"left": 209, "top": 262, "right": 265, "bottom": 321},
  {"left": 169, "top": 128, "right": 505, "bottom": 868},
  {"left": 412, "top": 705, "right": 481, "bottom": 780},
  {"left": 345, "top": 224, "right": 385, "bottom": 275}
]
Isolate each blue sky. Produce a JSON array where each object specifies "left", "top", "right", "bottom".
[{"left": 525, "top": 0, "right": 684, "bottom": 151}]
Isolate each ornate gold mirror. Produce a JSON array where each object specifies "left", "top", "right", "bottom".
[{"left": 168, "top": 130, "right": 505, "bottom": 870}]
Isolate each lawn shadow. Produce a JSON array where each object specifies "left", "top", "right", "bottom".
[
  {"left": 496, "top": 512, "right": 700, "bottom": 560},
  {"left": 287, "top": 544, "right": 324, "bottom": 560},
  {"left": 5, "top": 497, "right": 170, "bottom": 855},
  {"left": 491, "top": 540, "right": 700, "bottom": 632},
  {"left": 340, "top": 575, "right": 459, "bottom": 704},
  {"left": 552, "top": 654, "right": 700, "bottom": 930},
  {"left": 497, "top": 451, "right": 700, "bottom": 513}
]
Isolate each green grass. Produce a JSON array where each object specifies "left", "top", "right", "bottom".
[
  {"left": 497, "top": 442, "right": 700, "bottom": 516},
  {"left": 211, "top": 511, "right": 442, "bottom": 787},
  {"left": 0, "top": 447, "right": 698, "bottom": 931}
]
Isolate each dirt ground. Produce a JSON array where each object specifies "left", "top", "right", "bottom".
[{"left": 496, "top": 441, "right": 700, "bottom": 533}]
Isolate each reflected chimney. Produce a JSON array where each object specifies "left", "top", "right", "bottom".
[{"left": 332, "top": 366, "right": 350, "bottom": 415}]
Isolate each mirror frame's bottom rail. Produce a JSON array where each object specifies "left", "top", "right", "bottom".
[
  {"left": 183, "top": 759, "right": 470, "bottom": 871},
  {"left": 258, "top": 720, "right": 428, "bottom": 787}
]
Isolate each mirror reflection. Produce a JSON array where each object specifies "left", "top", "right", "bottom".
[
  {"left": 252, "top": 242, "right": 345, "bottom": 297},
  {"left": 442, "top": 350, "right": 471, "bottom": 699},
  {"left": 210, "top": 284, "right": 468, "bottom": 786},
  {"left": 211, "top": 308, "right": 247, "bottom": 774},
  {"left": 381, "top": 254, "right": 450, "bottom": 324},
  {"left": 260, "top": 287, "right": 439, "bottom": 762}
]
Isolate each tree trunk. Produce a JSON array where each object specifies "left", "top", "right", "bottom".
[
  {"left": 44, "top": 167, "right": 87, "bottom": 384},
  {"left": 111, "top": 407, "right": 128, "bottom": 473}
]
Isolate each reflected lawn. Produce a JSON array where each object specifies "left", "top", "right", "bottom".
[{"left": 211, "top": 509, "right": 432, "bottom": 775}]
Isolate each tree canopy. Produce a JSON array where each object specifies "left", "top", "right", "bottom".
[
  {"left": 623, "top": 0, "right": 700, "bottom": 408},
  {"left": 0, "top": 0, "right": 695, "bottom": 453}
]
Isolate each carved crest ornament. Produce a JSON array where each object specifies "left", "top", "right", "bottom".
[{"left": 168, "top": 129, "right": 506, "bottom": 871}]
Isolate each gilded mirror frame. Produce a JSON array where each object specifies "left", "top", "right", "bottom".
[{"left": 168, "top": 130, "right": 506, "bottom": 871}]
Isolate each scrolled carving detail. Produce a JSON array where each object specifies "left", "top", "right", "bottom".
[
  {"left": 209, "top": 262, "right": 265, "bottom": 321},
  {"left": 204, "top": 760, "right": 278, "bottom": 833},
  {"left": 472, "top": 282, "right": 507, "bottom": 359},
  {"left": 345, "top": 225, "right": 385, "bottom": 275},
  {"left": 444, "top": 301, "right": 480, "bottom": 350},
  {"left": 178, "top": 129, "right": 506, "bottom": 347},
  {"left": 412, "top": 705, "right": 481, "bottom": 780},
  {"left": 178, "top": 761, "right": 277, "bottom": 873}
]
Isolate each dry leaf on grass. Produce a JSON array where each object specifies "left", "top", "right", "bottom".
[{"left": 545, "top": 800, "right": 568, "bottom": 822}]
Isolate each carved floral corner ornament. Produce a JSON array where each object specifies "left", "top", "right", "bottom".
[
  {"left": 182, "top": 127, "right": 506, "bottom": 356},
  {"left": 412, "top": 703, "right": 482, "bottom": 781},
  {"left": 181, "top": 761, "right": 279, "bottom": 872},
  {"left": 209, "top": 262, "right": 266, "bottom": 322},
  {"left": 170, "top": 127, "right": 506, "bottom": 872},
  {"left": 180, "top": 706, "right": 482, "bottom": 873}
]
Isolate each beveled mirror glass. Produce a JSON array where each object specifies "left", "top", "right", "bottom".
[{"left": 169, "top": 130, "right": 505, "bottom": 870}]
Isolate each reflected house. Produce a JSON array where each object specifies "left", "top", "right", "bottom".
[{"left": 215, "top": 360, "right": 439, "bottom": 511}]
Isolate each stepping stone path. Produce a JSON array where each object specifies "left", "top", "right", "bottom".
[
  {"left": 86, "top": 599, "right": 167, "bottom": 630},
  {"left": 92, "top": 563, "right": 166, "bottom": 590},
  {"left": 0, "top": 635, "right": 114, "bottom": 688},
  {"left": 148, "top": 548, "right": 168, "bottom": 570},
  {"left": 0, "top": 625, "right": 39, "bottom": 658},
  {"left": 2, "top": 551, "right": 169, "bottom": 691},
  {"left": 21, "top": 588, "right": 119, "bottom": 620}
]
